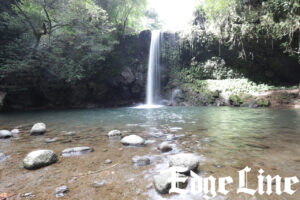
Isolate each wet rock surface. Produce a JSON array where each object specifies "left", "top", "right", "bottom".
[
  {"left": 120, "top": 135, "right": 145, "bottom": 146},
  {"left": 55, "top": 185, "right": 69, "bottom": 198},
  {"left": 132, "top": 156, "right": 150, "bottom": 166},
  {"left": 30, "top": 123, "right": 46, "bottom": 135},
  {"left": 93, "top": 180, "right": 107, "bottom": 188},
  {"left": 23, "top": 150, "right": 58, "bottom": 170},
  {"left": 45, "top": 138, "right": 58, "bottom": 143},
  {"left": 104, "top": 159, "right": 112, "bottom": 164},
  {"left": 22, "top": 192, "right": 34, "bottom": 198},
  {"left": 107, "top": 130, "right": 122, "bottom": 137},
  {"left": 62, "top": 131, "right": 76, "bottom": 136},
  {"left": 158, "top": 142, "right": 173, "bottom": 153},
  {"left": 169, "top": 153, "right": 200, "bottom": 173},
  {"left": 0, "top": 130, "right": 12, "bottom": 139},
  {"left": 153, "top": 168, "right": 188, "bottom": 194},
  {"left": 61, "top": 146, "right": 94, "bottom": 157},
  {"left": 11, "top": 129, "right": 20, "bottom": 135},
  {"left": 0, "top": 152, "right": 6, "bottom": 162}
]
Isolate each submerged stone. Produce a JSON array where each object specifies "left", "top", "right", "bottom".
[
  {"left": 107, "top": 130, "right": 122, "bottom": 137},
  {"left": 23, "top": 150, "right": 58, "bottom": 170},
  {"left": 120, "top": 135, "right": 145, "bottom": 146},
  {"left": 0, "top": 152, "right": 6, "bottom": 162},
  {"left": 104, "top": 159, "right": 112, "bottom": 164},
  {"left": 169, "top": 153, "right": 200, "bottom": 173},
  {"left": 61, "top": 146, "right": 94, "bottom": 157},
  {"left": 158, "top": 142, "right": 173, "bottom": 153},
  {"left": 55, "top": 185, "right": 69, "bottom": 198},
  {"left": 11, "top": 129, "right": 20, "bottom": 135},
  {"left": 22, "top": 192, "right": 34, "bottom": 198},
  {"left": 246, "top": 143, "right": 270, "bottom": 149},
  {"left": 30, "top": 123, "right": 46, "bottom": 135},
  {"left": 62, "top": 131, "right": 76, "bottom": 136},
  {"left": 132, "top": 156, "right": 150, "bottom": 166},
  {"left": 45, "top": 138, "right": 58, "bottom": 143},
  {"left": 153, "top": 168, "right": 188, "bottom": 194},
  {"left": 0, "top": 130, "right": 12, "bottom": 139},
  {"left": 93, "top": 180, "right": 107, "bottom": 188}
]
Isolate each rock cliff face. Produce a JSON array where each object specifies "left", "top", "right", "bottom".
[{"left": 0, "top": 30, "right": 151, "bottom": 110}]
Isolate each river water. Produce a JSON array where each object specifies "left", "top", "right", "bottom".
[{"left": 0, "top": 107, "right": 300, "bottom": 199}]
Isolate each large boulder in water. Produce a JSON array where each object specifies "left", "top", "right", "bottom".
[
  {"left": 120, "top": 135, "right": 145, "bottom": 146},
  {"left": 153, "top": 168, "right": 188, "bottom": 194},
  {"left": 169, "top": 153, "right": 200, "bottom": 173},
  {"left": 0, "top": 130, "right": 12, "bottom": 139},
  {"left": 23, "top": 150, "right": 58, "bottom": 169},
  {"left": 30, "top": 123, "right": 46, "bottom": 135},
  {"left": 61, "top": 146, "right": 94, "bottom": 157}
]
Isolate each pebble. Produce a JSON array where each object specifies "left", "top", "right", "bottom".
[
  {"left": 11, "top": 129, "right": 20, "bottom": 135},
  {"left": 107, "top": 130, "right": 122, "bottom": 137},
  {"left": 104, "top": 159, "right": 112, "bottom": 164},
  {"left": 132, "top": 156, "right": 150, "bottom": 166},
  {"left": 0, "top": 153, "right": 6, "bottom": 162},
  {"left": 93, "top": 180, "right": 107, "bottom": 188},
  {"left": 61, "top": 146, "right": 93, "bottom": 157},
  {"left": 6, "top": 183, "right": 14, "bottom": 188},
  {"left": 22, "top": 192, "right": 34, "bottom": 198},
  {"left": 62, "top": 131, "right": 76, "bottom": 136},
  {"left": 55, "top": 185, "right": 69, "bottom": 198},
  {"left": 45, "top": 138, "right": 58, "bottom": 143},
  {"left": 68, "top": 177, "right": 77, "bottom": 183},
  {"left": 158, "top": 142, "right": 173, "bottom": 153}
]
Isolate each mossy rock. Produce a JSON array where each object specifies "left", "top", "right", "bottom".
[
  {"left": 212, "top": 90, "right": 221, "bottom": 98},
  {"left": 229, "top": 94, "right": 243, "bottom": 106},
  {"left": 256, "top": 99, "right": 271, "bottom": 107}
]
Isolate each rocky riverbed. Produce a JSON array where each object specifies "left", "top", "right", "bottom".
[{"left": 0, "top": 107, "right": 300, "bottom": 199}]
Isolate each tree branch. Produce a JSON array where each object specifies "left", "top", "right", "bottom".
[
  {"left": 13, "top": 0, "right": 38, "bottom": 36},
  {"left": 43, "top": 2, "right": 52, "bottom": 34}
]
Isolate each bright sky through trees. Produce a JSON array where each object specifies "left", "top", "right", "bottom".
[{"left": 147, "top": 0, "right": 199, "bottom": 31}]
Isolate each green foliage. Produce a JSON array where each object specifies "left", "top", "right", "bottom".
[
  {"left": 179, "top": 78, "right": 275, "bottom": 99},
  {"left": 0, "top": 0, "right": 118, "bottom": 83},
  {"left": 180, "top": 57, "right": 240, "bottom": 81},
  {"left": 256, "top": 99, "right": 271, "bottom": 107},
  {"left": 96, "top": 0, "right": 147, "bottom": 34},
  {"left": 203, "top": 0, "right": 237, "bottom": 20},
  {"left": 229, "top": 94, "right": 243, "bottom": 106},
  {"left": 199, "top": 0, "right": 300, "bottom": 62}
]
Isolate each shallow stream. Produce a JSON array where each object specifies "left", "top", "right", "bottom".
[{"left": 0, "top": 107, "right": 300, "bottom": 199}]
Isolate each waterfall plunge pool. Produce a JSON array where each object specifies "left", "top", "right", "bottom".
[{"left": 0, "top": 106, "right": 300, "bottom": 199}]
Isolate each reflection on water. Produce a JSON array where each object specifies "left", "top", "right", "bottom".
[{"left": 0, "top": 107, "right": 300, "bottom": 199}]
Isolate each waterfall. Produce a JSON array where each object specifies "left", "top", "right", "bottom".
[{"left": 146, "top": 30, "right": 161, "bottom": 106}]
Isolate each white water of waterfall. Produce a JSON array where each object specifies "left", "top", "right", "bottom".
[{"left": 146, "top": 30, "right": 161, "bottom": 106}]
